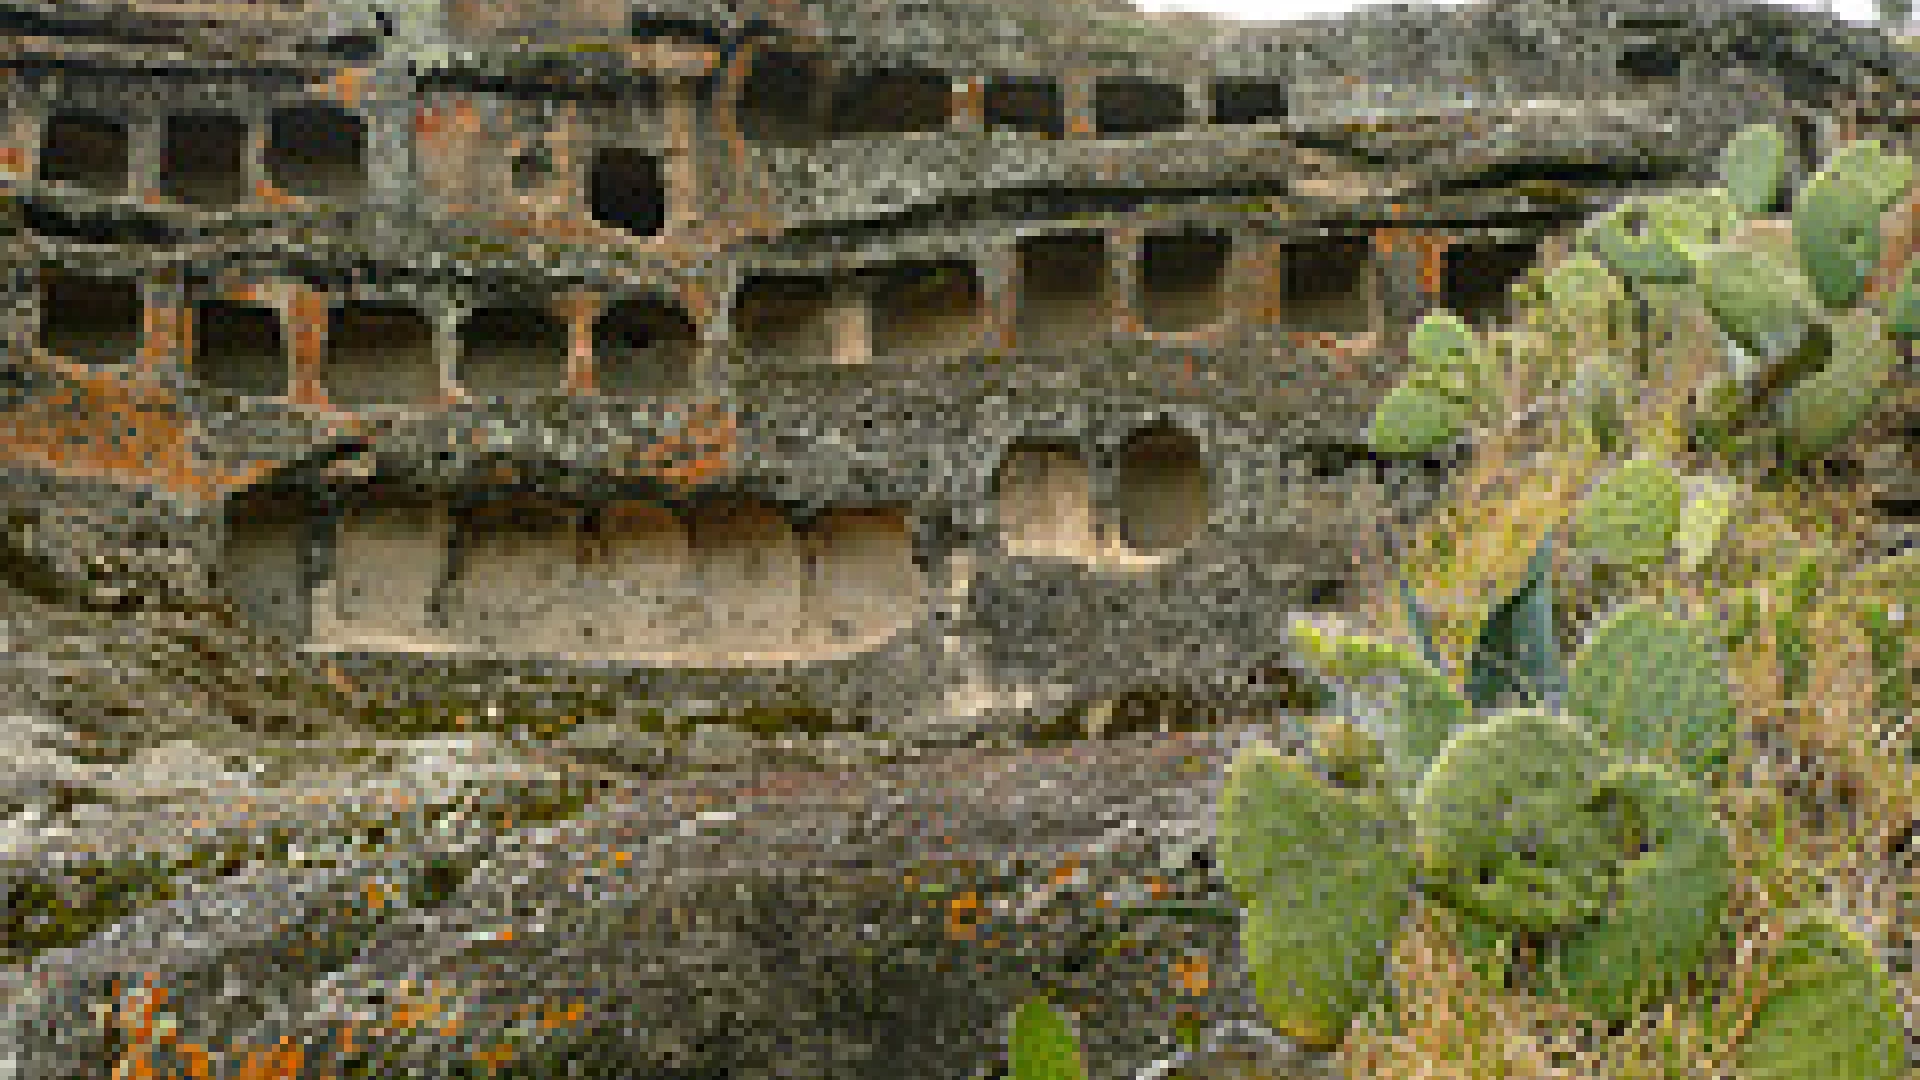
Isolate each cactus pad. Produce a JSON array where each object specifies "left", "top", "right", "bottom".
[
  {"left": 1367, "top": 380, "right": 1470, "bottom": 456},
  {"left": 1674, "top": 474, "right": 1739, "bottom": 572},
  {"left": 1886, "top": 262, "right": 1920, "bottom": 341},
  {"left": 1219, "top": 744, "right": 1413, "bottom": 1049},
  {"left": 1720, "top": 124, "right": 1790, "bottom": 217},
  {"left": 1567, "top": 600, "right": 1736, "bottom": 781},
  {"left": 1735, "top": 912, "right": 1907, "bottom": 1080},
  {"left": 1544, "top": 254, "right": 1632, "bottom": 343},
  {"left": 1776, "top": 311, "right": 1898, "bottom": 465},
  {"left": 1412, "top": 709, "right": 1618, "bottom": 933},
  {"left": 1543, "top": 762, "right": 1730, "bottom": 1023},
  {"left": 1575, "top": 457, "right": 1686, "bottom": 570},
  {"left": 1796, "top": 162, "right": 1886, "bottom": 311},
  {"left": 1290, "top": 622, "right": 1478, "bottom": 796},
  {"left": 1693, "top": 245, "right": 1818, "bottom": 362},
  {"left": 1822, "top": 138, "right": 1915, "bottom": 213},
  {"left": 1580, "top": 192, "right": 1736, "bottom": 285}
]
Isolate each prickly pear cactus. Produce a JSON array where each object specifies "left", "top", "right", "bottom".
[
  {"left": 1575, "top": 457, "right": 1686, "bottom": 569},
  {"left": 1794, "top": 140, "right": 1910, "bottom": 311},
  {"left": 1776, "top": 311, "right": 1899, "bottom": 465},
  {"left": 1735, "top": 912, "right": 1908, "bottom": 1080},
  {"left": 1675, "top": 473, "right": 1739, "bottom": 572},
  {"left": 1691, "top": 245, "right": 1818, "bottom": 363},
  {"left": 1412, "top": 709, "right": 1618, "bottom": 933},
  {"left": 1218, "top": 744, "right": 1413, "bottom": 1050},
  {"left": 1720, "top": 122, "right": 1790, "bottom": 217},
  {"left": 1542, "top": 761, "right": 1730, "bottom": 1023},
  {"left": 1290, "top": 623, "right": 1475, "bottom": 798},
  {"left": 1405, "top": 311, "right": 1492, "bottom": 406},
  {"left": 1367, "top": 381, "right": 1470, "bottom": 456},
  {"left": 1566, "top": 600, "right": 1737, "bottom": 781},
  {"left": 1580, "top": 191, "right": 1738, "bottom": 285}
]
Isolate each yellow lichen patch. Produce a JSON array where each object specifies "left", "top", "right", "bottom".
[
  {"left": 1173, "top": 953, "right": 1210, "bottom": 996},
  {"left": 946, "top": 891, "right": 982, "bottom": 941}
]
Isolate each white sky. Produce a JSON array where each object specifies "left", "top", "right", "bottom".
[{"left": 1133, "top": 0, "right": 1887, "bottom": 26}]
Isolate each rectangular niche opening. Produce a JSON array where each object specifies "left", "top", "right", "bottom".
[
  {"left": 1142, "top": 231, "right": 1231, "bottom": 333},
  {"left": 266, "top": 105, "right": 366, "bottom": 199},
  {"left": 740, "top": 48, "right": 830, "bottom": 146},
  {"left": 1278, "top": 236, "right": 1373, "bottom": 335},
  {"left": 734, "top": 275, "right": 834, "bottom": 360},
  {"left": 869, "top": 261, "right": 982, "bottom": 360},
  {"left": 195, "top": 299, "right": 286, "bottom": 397},
  {"left": 444, "top": 499, "right": 588, "bottom": 652},
  {"left": 1094, "top": 78, "right": 1187, "bottom": 136},
  {"left": 324, "top": 302, "right": 438, "bottom": 407},
  {"left": 457, "top": 306, "right": 568, "bottom": 399},
  {"left": 588, "top": 147, "right": 666, "bottom": 237},
  {"left": 39, "top": 272, "right": 140, "bottom": 364},
  {"left": 829, "top": 68, "right": 951, "bottom": 138},
  {"left": 595, "top": 292, "right": 697, "bottom": 395},
  {"left": 1211, "top": 79, "right": 1288, "bottom": 125},
  {"left": 1017, "top": 233, "right": 1109, "bottom": 351},
  {"left": 40, "top": 112, "right": 127, "bottom": 193},
  {"left": 1442, "top": 241, "right": 1537, "bottom": 327},
  {"left": 322, "top": 493, "right": 452, "bottom": 645},
  {"left": 986, "top": 77, "right": 1063, "bottom": 138},
  {"left": 219, "top": 490, "right": 314, "bottom": 643},
  {"left": 161, "top": 113, "right": 248, "bottom": 207}
]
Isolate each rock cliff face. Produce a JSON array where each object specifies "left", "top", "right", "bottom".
[{"left": 0, "top": 0, "right": 1916, "bottom": 1076}]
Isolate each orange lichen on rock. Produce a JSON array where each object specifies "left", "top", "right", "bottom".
[
  {"left": 0, "top": 362, "right": 274, "bottom": 502},
  {"left": 1372, "top": 228, "right": 1450, "bottom": 297}
]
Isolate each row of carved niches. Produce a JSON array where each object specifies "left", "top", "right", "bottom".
[
  {"left": 994, "top": 424, "right": 1213, "bottom": 566},
  {"left": 220, "top": 491, "right": 929, "bottom": 665},
  {"left": 35, "top": 105, "right": 364, "bottom": 206}
]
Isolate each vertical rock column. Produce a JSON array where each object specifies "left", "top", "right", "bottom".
[
  {"left": 951, "top": 76, "right": 986, "bottom": 134},
  {"left": 827, "top": 278, "right": 872, "bottom": 365},
  {"left": 138, "top": 273, "right": 192, "bottom": 378},
  {"left": 980, "top": 242, "right": 1019, "bottom": 354},
  {"left": 664, "top": 78, "right": 700, "bottom": 235},
  {"left": 126, "top": 115, "right": 163, "bottom": 202},
  {"left": 1109, "top": 228, "right": 1144, "bottom": 337},
  {"left": 1064, "top": 72, "right": 1097, "bottom": 139}
]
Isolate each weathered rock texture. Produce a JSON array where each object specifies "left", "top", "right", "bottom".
[{"left": 2, "top": 0, "right": 1920, "bottom": 1076}]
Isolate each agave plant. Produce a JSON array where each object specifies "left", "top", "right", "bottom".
[{"left": 1215, "top": 532, "right": 1906, "bottom": 1074}]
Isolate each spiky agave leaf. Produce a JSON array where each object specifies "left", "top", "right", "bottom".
[
  {"left": 1735, "top": 912, "right": 1907, "bottom": 1080},
  {"left": 1218, "top": 744, "right": 1413, "bottom": 1050},
  {"left": 1464, "top": 530, "right": 1567, "bottom": 712},
  {"left": 1412, "top": 709, "right": 1618, "bottom": 933},
  {"left": 1542, "top": 762, "right": 1730, "bottom": 1023},
  {"left": 1567, "top": 600, "right": 1737, "bottom": 783}
]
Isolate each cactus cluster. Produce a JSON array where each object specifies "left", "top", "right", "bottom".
[
  {"left": 1217, "top": 534, "right": 1905, "bottom": 1070},
  {"left": 1366, "top": 122, "right": 1920, "bottom": 477}
]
